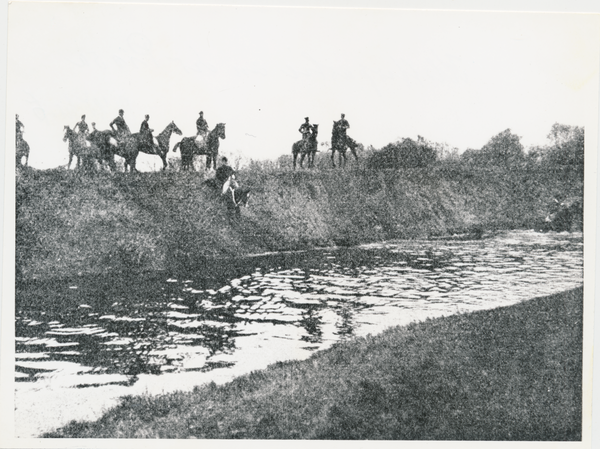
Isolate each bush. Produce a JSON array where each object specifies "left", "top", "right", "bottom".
[
  {"left": 461, "top": 129, "right": 525, "bottom": 168},
  {"left": 367, "top": 137, "right": 437, "bottom": 170}
]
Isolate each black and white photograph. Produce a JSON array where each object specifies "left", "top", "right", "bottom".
[{"left": 1, "top": 0, "right": 599, "bottom": 446}]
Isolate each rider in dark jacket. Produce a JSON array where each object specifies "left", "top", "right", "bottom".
[
  {"left": 74, "top": 114, "right": 89, "bottom": 136},
  {"left": 196, "top": 111, "right": 209, "bottom": 137},
  {"left": 139, "top": 114, "right": 154, "bottom": 150},
  {"left": 110, "top": 109, "right": 130, "bottom": 140},
  {"left": 16, "top": 114, "right": 24, "bottom": 143},
  {"left": 299, "top": 117, "right": 312, "bottom": 142}
]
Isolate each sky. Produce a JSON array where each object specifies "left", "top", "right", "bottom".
[{"left": 6, "top": 1, "right": 600, "bottom": 170}]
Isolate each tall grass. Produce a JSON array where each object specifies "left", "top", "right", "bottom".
[{"left": 15, "top": 160, "right": 583, "bottom": 281}]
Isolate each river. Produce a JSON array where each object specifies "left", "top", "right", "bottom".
[{"left": 13, "top": 230, "right": 583, "bottom": 437}]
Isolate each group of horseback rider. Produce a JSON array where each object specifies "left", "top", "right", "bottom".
[
  {"left": 299, "top": 113, "right": 350, "bottom": 145},
  {"left": 66, "top": 109, "right": 211, "bottom": 153}
]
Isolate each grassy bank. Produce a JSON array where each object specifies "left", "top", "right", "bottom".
[
  {"left": 45, "top": 287, "right": 583, "bottom": 439},
  {"left": 16, "top": 163, "right": 582, "bottom": 281}
]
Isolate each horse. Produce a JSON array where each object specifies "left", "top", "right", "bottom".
[
  {"left": 292, "top": 124, "right": 319, "bottom": 169},
  {"left": 63, "top": 126, "right": 101, "bottom": 171},
  {"left": 88, "top": 128, "right": 119, "bottom": 171},
  {"left": 16, "top": 137, "right": 30, "bottom": 167},
  {"left": 115, "top": 121, "right": 183, "bottom": 173},
  {"left": 225, "top": 186, "right": 251, "bottom": 217},
  {"left": 204, "top": 176, "right": 251, "bottom": 217},
  {"left": 331, "top": 120, "right": 359, "bottom": 168},
  {"left": 140, "top": 121, "right": 182, "bottom": 170},
  {"left": 173, "top": 123, "right": 226, "bottom": 171}
]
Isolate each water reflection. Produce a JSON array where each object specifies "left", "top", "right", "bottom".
[{"left": 16, "top": 230, "right": 583, "bottom": 390}]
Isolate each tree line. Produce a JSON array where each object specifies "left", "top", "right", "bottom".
[{"left": 364, "top": 123, "right": 584, "bottom": 173}]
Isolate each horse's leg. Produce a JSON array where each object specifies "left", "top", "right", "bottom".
[
  {"left": 293, "top": 152, "right": 297, "bottom": 170},
  {"left": 331, "top": 150, "right": 336, "bottom": 168}
]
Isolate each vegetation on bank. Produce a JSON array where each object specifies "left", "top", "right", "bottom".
[
  {"left": 44, "top": 287, "right": 583, "bottom": 439},
  {"left": 15, "top": 162, "right": 582, "bottom": 282},
  {"left": 16, "top": 124, "right": 584, "bottom": 281}
]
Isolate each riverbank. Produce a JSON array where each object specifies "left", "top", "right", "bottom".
[
  {"left": 16, "top": 163, "right": 583, "bottom": 282},
  {"left": 44, "top": 286, "right": 583, "bottom": 439}
]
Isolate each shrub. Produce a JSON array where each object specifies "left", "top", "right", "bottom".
[{"left": 367, "top": 137, "right": 437, "bottom": 170}]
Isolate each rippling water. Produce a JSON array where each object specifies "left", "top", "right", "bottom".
[{"left": 14, "top": 230, "right": 583, "bottom": 437}]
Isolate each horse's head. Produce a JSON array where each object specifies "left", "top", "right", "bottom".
[
  {"left": 63, "top": 126, "right": 72, "bottom": 142},
  {"left": 217, "top": 123, "right": 226, "bottom": 139},
  {"left": 169, "top": 121, "right": 183, "bottom": 136},
  {"left": 235, "top": 187, "right": 251, "bottom": 207}
]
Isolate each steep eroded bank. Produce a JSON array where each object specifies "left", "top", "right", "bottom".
[{"left": 15, "top": 164, "right": 583, "bottom": 281}]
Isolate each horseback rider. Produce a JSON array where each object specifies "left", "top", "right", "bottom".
[
  {"left": 213, "top": 156, "right": 250, "bottom": 214},
  {"left": 216, "top": 157, "right": 239, "bottom": 194},
  {"left": 15, "top": 114, "right": 24, "bottom": 144},
  {"left": 196, "top": 111, "right": 209, "bottom": 138},
  {"left": 336, "top": 113, "right": 350, "bottom": 135},
  {"left": 110, "top": 109, "right": 130, "bottom": 141},
  {"left": 73, "top": 114, "right": 89, "bottom": 136},
  {"left": 299, "top": 117, "right": 312, "bottom": 142},
  {"left": 139, "top": 114, "right": 154, "bottom": 152}
]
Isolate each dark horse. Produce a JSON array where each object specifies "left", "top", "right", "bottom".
[
  {"left": 63, "top": 126, "right": 102, "bottom": 171},
  {"left": 292, "top": 124, "right": 319, "bottom": 169},
  {"left": 16, "top": 136, "right": 30, "bottom": 167},
  {"left": 204, "top": 176, "right": 251, "bottom": 217},
  {"left": 116, "top": 121, "right": 182, "bottom": 172},
  {"left": 87, "top": 127, "right": 120, "bottom": 171},
  {"left": 331, "top": 120, "right": 359, "bottom": 168},
  {"left": 173, "top": 123, "right": 226, "bottom": 171}
]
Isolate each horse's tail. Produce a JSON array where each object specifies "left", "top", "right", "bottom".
[{"left": 172, "top": 141, "right": 180, "bottom": 153}]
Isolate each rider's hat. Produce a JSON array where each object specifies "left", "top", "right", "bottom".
[
  {"left": 305, "top": 117, "right": 309, "bottom": 121},
  {"left": 199, "top": 111, "right": 204, "bottom": 115},
  {"left": 119, "top": 109, "right": 124, "bottom": 114}
]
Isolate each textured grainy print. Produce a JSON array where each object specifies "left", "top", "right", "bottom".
[{"left": 3, "top": 1, "right": 598, "bottom": 447}]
